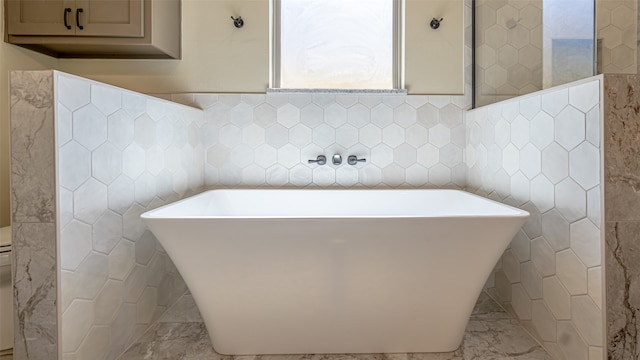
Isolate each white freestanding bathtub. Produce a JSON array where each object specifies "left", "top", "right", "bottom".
[{"left": 141, "top": 189, "right": 528, "bottom": 355}]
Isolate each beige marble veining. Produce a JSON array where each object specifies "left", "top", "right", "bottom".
[
  {"left": 9, "top": 71, "right": 58, "bottom": 360},
  {"left": 603, "top": 74, "right": 640, "bottom": 360}
]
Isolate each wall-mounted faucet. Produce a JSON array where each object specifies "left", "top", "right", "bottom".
[
  {"left": 347, "top": 155, "right": 366, "bottom": 165},
  {"left": 332, "top": 154, "right": 342, "bottom": 165},
  {"left": 308, "top": 155, "right": 327, "bottom": 165}
]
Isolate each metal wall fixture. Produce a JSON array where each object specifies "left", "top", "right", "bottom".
[
  {"left": 430, "top": 17, "right": 443, "bottom": 29},
  {"left": 308, "top": 155, "right": 367, "bottom": 166},
  {"left": 347, "top": 155, "right": 366, "bottom": 165},
  {"left": 308, "top": 155, "right": 327, "bottom": 165},
  {"left": 231, "top": 16, "right": 244, "bottom": 28}
]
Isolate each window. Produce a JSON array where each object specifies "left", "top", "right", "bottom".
[{"left": 273, "top": 0, "right": 401, "bottom": 90}]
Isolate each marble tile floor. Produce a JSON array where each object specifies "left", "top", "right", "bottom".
[{"left": 118, "top": 292, "right": 551, "bottom": 360}]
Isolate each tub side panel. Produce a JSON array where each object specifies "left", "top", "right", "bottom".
[{"left": 146, "top": 216, "right": 524, "bottom": 355}]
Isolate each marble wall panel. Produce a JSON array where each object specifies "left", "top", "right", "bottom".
[
  {"left": 603, "top": 74, "right": 640, "bottom": 360},
  {"left": 10, "top": 70, "right": 58, "bottom": 360},
  {"left": 466, "top": 76, "right": 604, "bottom": 360}
]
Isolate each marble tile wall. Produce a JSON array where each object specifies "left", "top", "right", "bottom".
[
  {"left": 603, "top": 74, "right": 640, "bottom": 360},
  {"left": 466, "top": 76, "right": 604, "bottom": 360},
  {"left": 10, "top": 71, "right": 58, "bottom": 360},
  {"left": 55, "top": 72, "right": 204, "bottom": 360}
]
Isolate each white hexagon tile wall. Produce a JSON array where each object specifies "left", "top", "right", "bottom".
[
  {"left": 466, "top": 76, "right": 604, "bottom": 360},
  {"left": 11, "top": 70, "right": 205, "bottom": 360},
  {"left": 56, "top": 73, "right": 204, "bottom": 360},
  {"left": 170, "top": 92, "right": 471, "bottom": 190}
]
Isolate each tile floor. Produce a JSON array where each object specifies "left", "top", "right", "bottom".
[{"left": 118, "top": 292, "right": 551, "bottom": 360}]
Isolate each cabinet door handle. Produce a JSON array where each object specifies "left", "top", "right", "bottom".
[
  {"left": 76, "top": 8, "right": 84, "bottom": 30},
  {"left": 64, "top": 8, "right": 72, "bottom": 29}
]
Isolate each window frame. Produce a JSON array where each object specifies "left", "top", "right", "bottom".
[{"left": 270, "top": 0, "right": 404, "bottom": 90}]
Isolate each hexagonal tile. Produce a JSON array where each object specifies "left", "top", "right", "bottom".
[
  {"left": 518, "top": 45, "right": 542, "bottom": 71},
  {"left": 478, "top": 44, "right": 497, "bottom": 69},
  {"left": 570, "top": 142, "right": 600, "bottom": 190},
  {"left": 254, "top": 103, "right": 277, "bottom": 127},
  {"left": 137, "top": 287, "right": 158, "bottom": 324},
  {"left": 74, "top": 251, "right": 108, "bottom": 299},
  {"left": 347, "top": 104, "right": 371, "bottom": 128},
  {"left": 382, "top": 124, "right": 405, "bottom": 148},
  {"left": 122, "top": 203, "right": 146, "bottom": 241},
  {"left": 520, "top": 143, "right": 541, "bottom": 179},
  {"left": 510, "top": 171, "right": 530, "bottom": 204},
  {"left": 371, "top": 104, "right": 394, "bottom": 128},
  {"left": 324, "top": 103, "right": 348, "bottom": 128},
  {"left": 312, "top": 124, "right": 336, "bottom": 148},
  {"left": 485, "top": 64, "right": 508, "bottom": 88},
  {"left": 416, "top": 103, "right": 440, "bottom": 128},
  {"left": 429, "top": 124, "right": 451, "bottom": 148},
  {"left": 108, "top": 239, "right": 135, "bottom": 281},
  {"left": 519, "top": 5, "right": 542, "bottom": 30},
  {"left": 132, "top": 114, "right": 157, "bottom": 150},
  {"left": 61, "top": 220, "right": 92, "bottom": 271},
  {"left": 557, "top": 321, "right": 589, "bottom": 360},
  {"left": 571, "top": 295, "right": 603, "bottom": 346},
  {"left": 428, "top": 164, "right": 451, "bottom": 186},
  {"left": 521, "top": 261, "right": 542, "bottom": 299},
  {"left": 519, "top": 95, "right": 542, "bottom": 120},
  {"left": 393, "top": 104, "right": 417, "bottom": 128},
  {"left": 336, "top": 124, "right": 359, "bottom": 149},
  {"left": 254, "top": 144, "right": 278, "bottom": 169},
  {"left": 122, "top": 143, "right": 146, "bottom": 180},
  {"left": 91, "top": 84, "right": 122, "bottom": 116},
  {"left": 73, "top": 105, "right": 107, "bottom": 150},
  {"left": 588, "top": 266, "right": 602, "bottom": 309},
  {"left": 287, "top": 124, "right": 312, "bottom": 148},
  {"left": 611, "top": 45, "right": 635, "bottom": 69},
  {"left": 59, "top": 141, "right": 92, "bottom": 190},
  {"left": 228, "top": 145, "right": 253, "bottom": 169},
  {"left": 74, "top": 178, "right": 108, "bottom": 223},
  {"left": 510, "top": 115, "right": 530, "bottom": 149},
  {"left": 92, "top": 210, "right": 123, "bottom": 254},
  {"left": 134, "top": 171, "right": 157, "bottom": 206},
  {"left": 569, "top": 80, "right": 599, "bottom": 113},
  {"left": 242, "top": 164, "right": 266, "bottom": 184},
  {"left": 611, "top": 5, "right": 635, "bottom": 29},
  {"left": 570, "top": 218, "right": 601, "bottom": 268},
  {"left": 542, "top": 142, "right": 569, "bottom": 184},
  {"left": 529, "top": 176, "right": 554, "bottom": 214},
  {"left": 496, "top": 44, "right": 518, "bottom": 68},
  {"left": 312, "top": 165, "right": 335, "bottom": 186},
  {"left": 277, "top": 144, "right": 301, "bottom": 169},
  {"left": 502, "top": 144, "right": 520, "bottom": 175},
  {"left": 266, "top": 124, "right": 289, "bottom": 148},
  {"left": 289, "top": 164, "right": 312, "bottom": 186},
  {"left": 62, "top": 299, "right": 94, "bottom": 351},
  {"left": 511, "top": 229, "right": 531, "bottom": 262},
  {"left": 543, "top": 276, "right": 571, "bottom": 319},
  {"left": 94, "top": 279, "right": 124, "bottom": 324},
  {"left": 108, "top": 175, "right": 135, "bottom": 214},
  {"left": 556, "top": 249, "right": 588, "bottom": 295},
  {"left": 494, "top": 119, "right": 511, "bottom": 149},
  {"left": 511, "top": 283, "right": 532, "bottom": 320},
  {"left": 417, "top": 144, "right": 439, "bottom": 167},
  {"left": 393, "top": 144, "right": 418, "bottom": 168},
  {"left": 275, "top": 104, "right": 299, "bottom": 128},
  {"left": 496, "top": 5, "right": 518, "bottom": 30},
  {"left": 531, "top": 237, "right": 555, "bottom": 277},
  {"left": 600, "top": 26, "right": 623, "bottom": 48},
  {"left": 371, "top": 144, "right": 394, "bottom": 168},
  {"left": 57, "top": 74, "right": 91, "bottom": 109},
  {"left": 532, "top": 300, "right": 556, "bottom": 342},
  {"left": 530, "top": 111, "right": 554, "bottom": 150},
  {"left": 405, "top": 164, "right": 428, "bottom": 186},
  {"left": 556, "top": 178, "right": 587, "bottom": 223}
]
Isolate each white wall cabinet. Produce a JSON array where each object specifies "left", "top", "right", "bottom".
[{"left": 4, "top": 0, "right": 179, "bottom": 58}]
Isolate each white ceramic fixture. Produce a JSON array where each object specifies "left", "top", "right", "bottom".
[{"left": 142, "top": 189, "right": 529, "bottom": 355}]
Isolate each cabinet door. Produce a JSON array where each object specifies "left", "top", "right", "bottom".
[
  {"left": 74, "top": 0, "right": 143, "bottom": 37},
  {"left": 6, "top": 0, "right": 77, "bottom": 35}
]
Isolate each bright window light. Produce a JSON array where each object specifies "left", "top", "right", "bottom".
[{"left": 278, "top": 0, "right": 395, "bottom": 89}]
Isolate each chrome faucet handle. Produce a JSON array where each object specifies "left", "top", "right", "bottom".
[
  {"left": 332, "top": 154, "right": 342, "bottom": 165},
  {"left": 308, "top": 155, "right": 327, "bottom": 165},
  {"left": 347, "top": 155, "right": 366, "bottom": 165}
]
